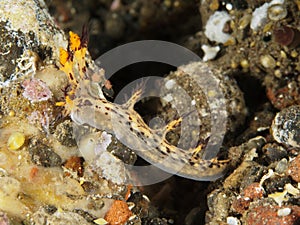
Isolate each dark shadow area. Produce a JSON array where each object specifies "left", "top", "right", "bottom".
[
  {"left": 107, "top": 61, "right": 176, "bottom": 96},
  {"left": 235, "top": 74, "right": 267, "bottom": 114}
]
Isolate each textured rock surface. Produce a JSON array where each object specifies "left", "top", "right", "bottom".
[
  {"left": 272, "top": 105, "right": 300, "bottom": 147},
  {"left": 0, "top": 0, "right": 66, "bottom": 84}
]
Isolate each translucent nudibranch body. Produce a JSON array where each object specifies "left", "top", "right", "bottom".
[{"left": 58, "top": 31, "right": 230, "bottom": 181}]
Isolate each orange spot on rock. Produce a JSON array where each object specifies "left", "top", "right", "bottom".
[
  {"left": 246, "top": 205, "right": 300, "bottom": 225},
  {"left": 243, "top": 182, "right": 264, "bottom": 200},
  {"left": 125, "top": 184, "right": 132, "bottom": 200},
  {"left": 232, "top": 197, "right": 251, "bottom": 214},
  {"left": 232, "top": 182, "right": 264, "bottom": 214},
  {"left": 105, "top": 200, "right": 132, "bottom": 225},
  {"left": 29, "top": 167, "right": 39, "bottom": 180}
]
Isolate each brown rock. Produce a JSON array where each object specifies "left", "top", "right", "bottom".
[
  {"left": 287, "top": 155, "right": 300, "bottom": 182},
  {"left": 245, "top": 205, "right": 300, "bottom": 225}
]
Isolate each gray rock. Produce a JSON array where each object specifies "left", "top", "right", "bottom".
[
  {"left": 271, "top": 105, "right": 300, "bottom": 147},
  {"left": 28, "top": 139, "right": 62, "bottom": 167}
]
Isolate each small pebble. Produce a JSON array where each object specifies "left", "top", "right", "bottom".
[
  {"left": 285, "top": 183, "right": 300, "bottom": 196},
  {"left": 291, "top": 50, "right": 298, "bottom": 58},
  {"left": 201, "top": 44, "right": 220, "bottom": 62},
  {"left": 277, "top": 207, "right": 291, "bottom": 217},
  {"left": 275, "top": 158, "right": 288, "bottom": 174},
  {"left": 260, "top": 55, "right": 276, "bottom": 69},
  {"left": 231, "top": 61, "right": 238, "bottom": 69},
  {"left": 268, "top": 4, "right": 287, "bottom": 21},
  {"left": 7, "top": 132, "right": 25, "bottom": 150},
  {"left": 280, "top": 50, "right": 287, "bottom": 58},
  {"left": 28, "top": 140, "right": 62, "bottom": 167},
  {"left": 263, "top": 176, "right": 291, "bottom": 194},
  {"left": 43, "top": 205, "right": 57, "bottom": 215},
  {"left": 94, "top": 218, "right": 108, "bottom": 225},
  {"left": 240, "top": 59, "right": 249, "bottom": 69},
  {"left": 271, "top": 105, "right": 300, "bottom": 147},
  {"left": 238, "top": 14, "right": 251, "bottom": 29},
  {"left": 227, "top": 216, "right": 241, "bottom": 225},
  {"left": 209, "top": 0, "right": 219, "bottom": 11},
  {"left": 54, "top": 120, "right": 77, "bottom": 147},
  {"left": 262, "top": 143, "right": 287, "bottom": 163},
  {"left": 104, "top": 200, "right": 132, "bottom": 225},
  {"left": 204, "top": 11, "right": 232, "bottom": 43},
  {"left": 8, "top": 110, "right": 15, "bottom": 117},
  {"left": 226, "top": 3, "right": 233, "bottom": 11},
  {"left": 274, "top": 69, "right": 282, "bottom": 78}
]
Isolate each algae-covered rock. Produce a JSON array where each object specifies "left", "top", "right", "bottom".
[{"left": 0, "top": 0, "right": 66, "bottom": 84}]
